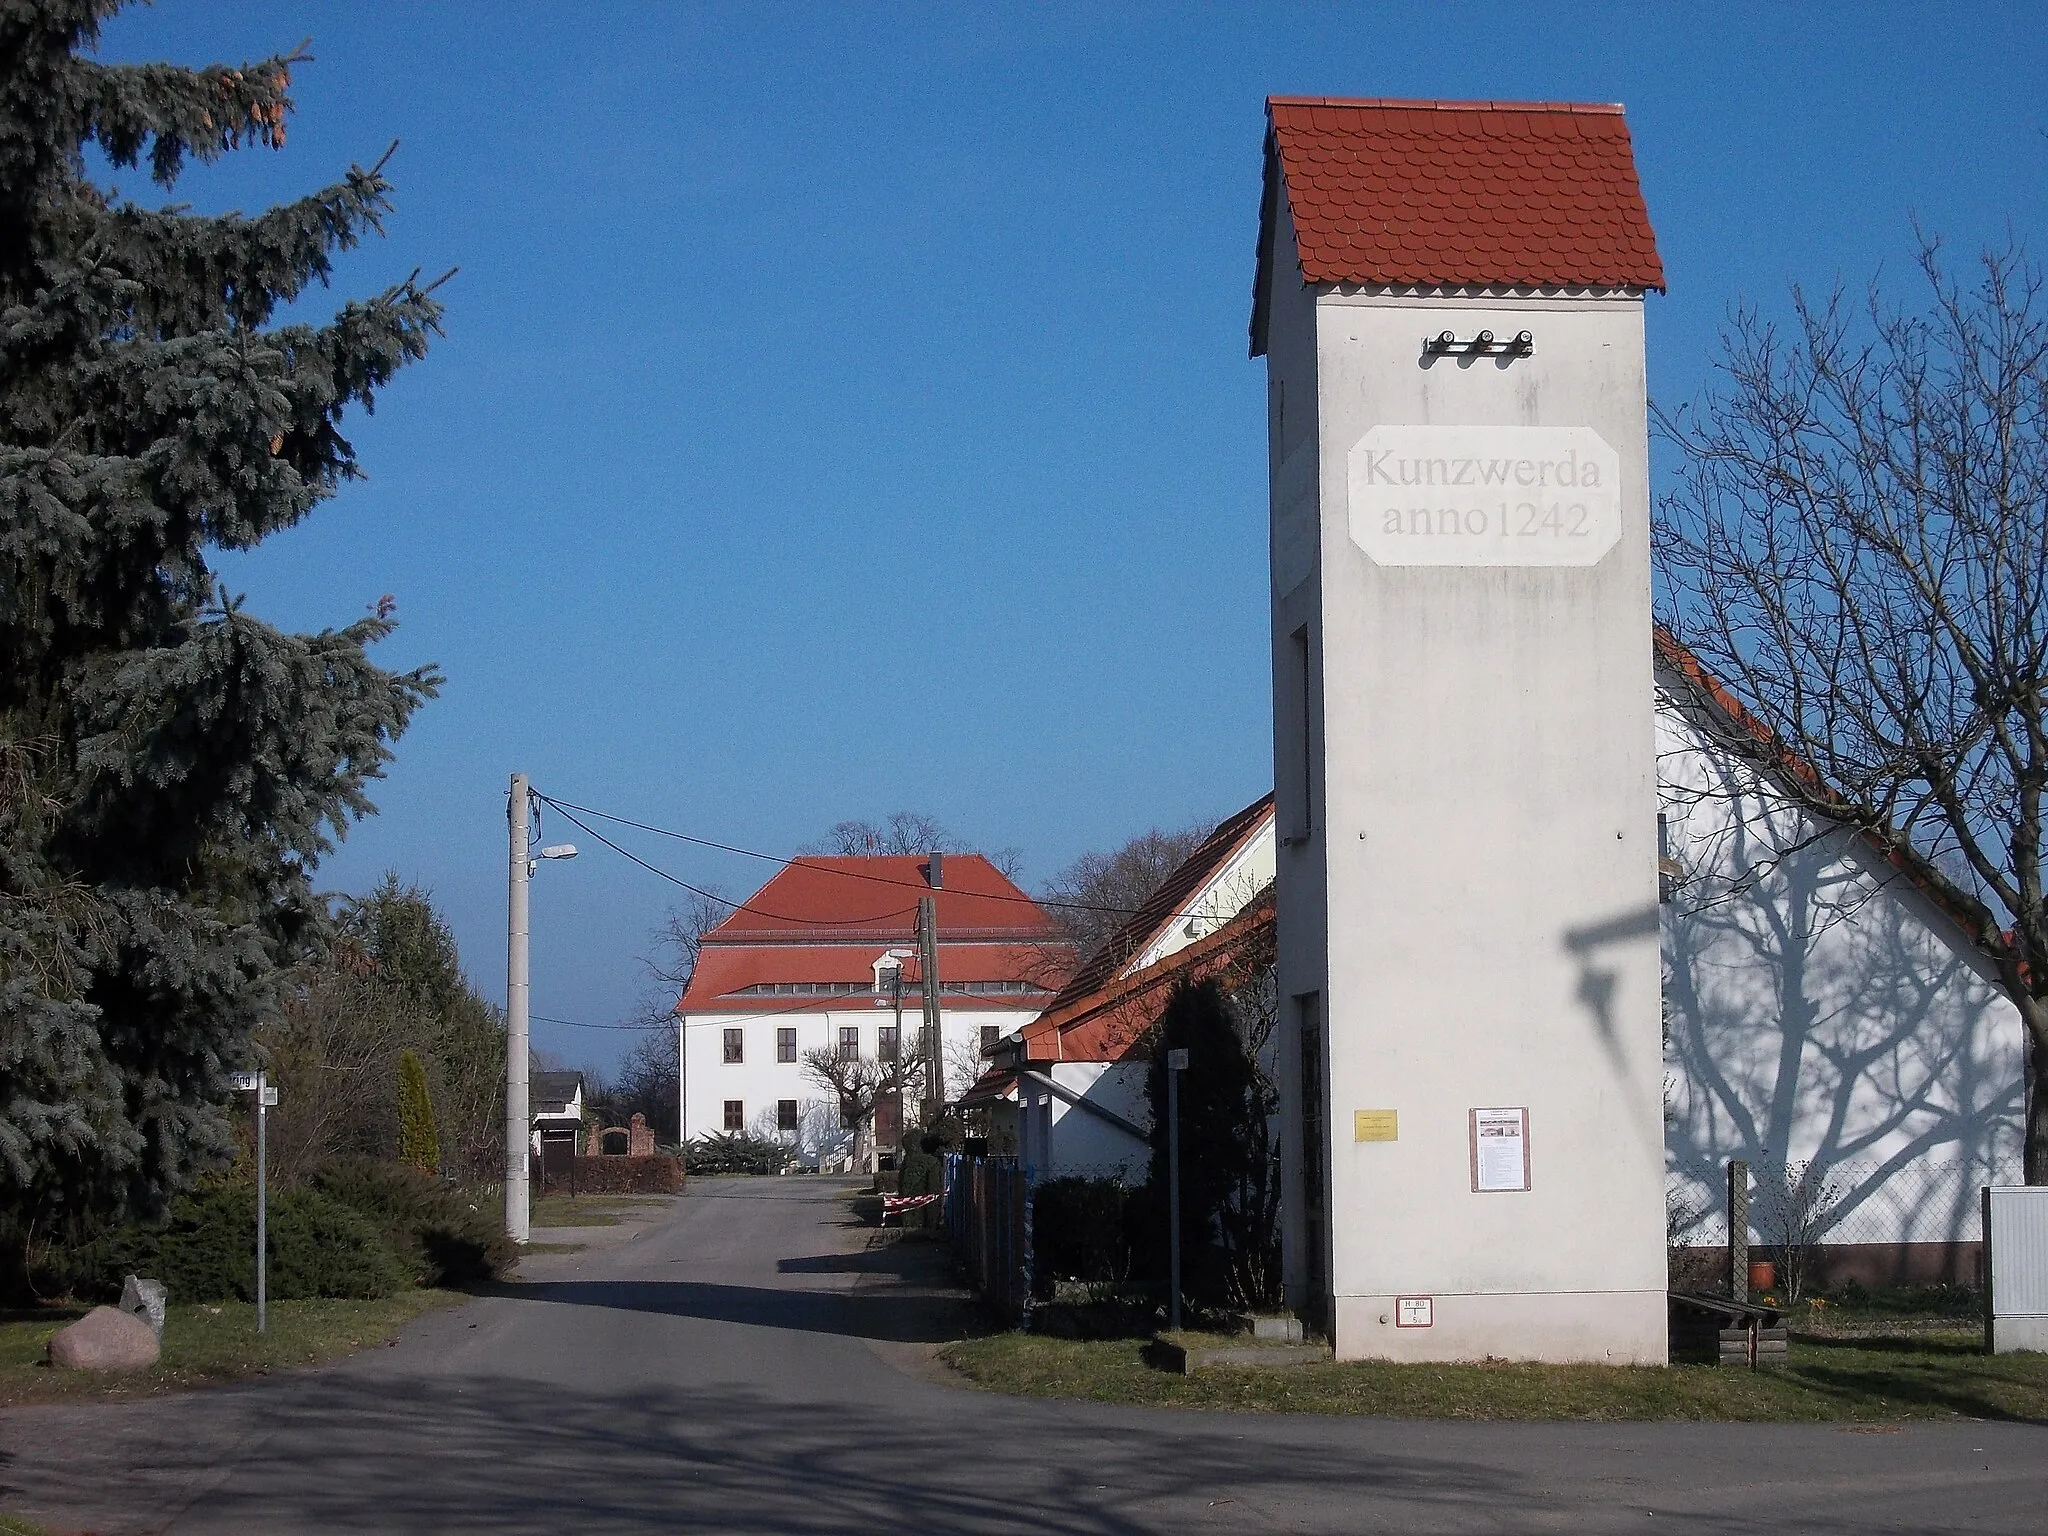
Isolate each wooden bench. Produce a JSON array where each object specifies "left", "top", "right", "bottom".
[{"left": 1670, "top": 1291, "right": 1788, "bottom": 1369}]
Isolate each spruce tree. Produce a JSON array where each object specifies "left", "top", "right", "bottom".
[
  {"left": 395, "top": 1048, "right": 438, "bottom": 1175},
  {"left": 0, "top": 3, "right": 442, "bottom": 1237}
]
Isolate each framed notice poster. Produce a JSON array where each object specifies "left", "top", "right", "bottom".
[{"left": 1469, "top": 1107, "right": 1531, "bottom": 1192}]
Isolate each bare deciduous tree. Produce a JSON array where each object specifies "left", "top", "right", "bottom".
[
  {"left": 799, "top": 1042, "right": 925, "bottom": 1172},
  {"left": 1039, "top": 822, "right": 1216, "bottom": 963},
  {"left": 1655, "top": 233, "right": 2048, "bottom": 1179},
  {"left": 801, "top": 813, "right": 1022, "bottom": 880}
]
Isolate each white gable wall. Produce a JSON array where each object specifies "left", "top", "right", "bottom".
[
  {"left": 1129, "top": 816, "right": 1277, "bottom": 974},
  {"left": 1658, "top": 683, "right": 2024, "bottom": 1264}
]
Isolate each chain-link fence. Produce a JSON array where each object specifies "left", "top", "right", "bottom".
[{"left": 1672, "top": 1155, "right": 2023, "bottom": 1249}]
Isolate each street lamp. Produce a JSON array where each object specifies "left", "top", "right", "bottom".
[{"left": 506, "top": 771, "right": 577, "bottom": 1245}]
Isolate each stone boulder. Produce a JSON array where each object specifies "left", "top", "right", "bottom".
[{"left": 48, "top": 1305, "right": 160, "bottom": 1372}]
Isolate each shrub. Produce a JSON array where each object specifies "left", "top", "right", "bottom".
[
  {"left": 97, "top": 1183, "right": 411, "bottom": 1302},
  {"left": 561, "top": 1155, "right": 682, "bottom": 1194},
  {"left": 684, "top": 1131, "right": 786, "bottom": 1175},
  {"left": 1033, "top": 1176, "right": 1135, "bottom": 1297},
  {"left": 396, "top": 1049, "right": 440, "bottom": 1174},
  {"left": 312, "top": 1159, "right": 515, "bottom": 1286},
  {"left": 897, "top": 1150, "right": 943, "bottom": 1199}
]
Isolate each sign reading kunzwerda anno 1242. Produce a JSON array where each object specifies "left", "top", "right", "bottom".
[{"left": 1347, "top": 424, "right": 1623, "bottom": 567}]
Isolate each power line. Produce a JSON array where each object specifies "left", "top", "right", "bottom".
[
  {"left": 535, "top": 792, "right": 1166, "bottom": 918},
  {"left": 542, "top": 800, "right": 920, "bottom": 928}
]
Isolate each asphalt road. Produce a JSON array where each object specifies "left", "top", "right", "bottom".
[{"left": 3, "top": 1177, "right": 2045, "bottom": 1534}]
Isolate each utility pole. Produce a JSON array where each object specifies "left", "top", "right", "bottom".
[
  {"left": 917, "top": 893, "right": 942, "bottom": 1127},
  {"left": 506, "top": 771, "right": 531, "bottom": 1245}
]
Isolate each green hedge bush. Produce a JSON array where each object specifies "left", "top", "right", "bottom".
[
  {"left": 312, "top": 1159, "right": 514, "bottom": 1287},
  {"left": 896, "top": 1150, "right": 943, "bottom": 1198},
  {"left": 1033, "top": 1176, "right": 1137, "bottom": 1295},
  {"left": 684, "top": 1131, "right": 787, "bottom": 1175},
  {"left": 99, "top": 1183, "right": 412, "bottom": 1302}
]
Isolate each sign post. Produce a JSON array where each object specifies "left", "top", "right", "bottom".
[
  {"left": 230, "top": 1071, "right": 273, "bottom": 1332},
  {"left": 1166, "top": 1047, "right": 1189, "bottom": 1332}
]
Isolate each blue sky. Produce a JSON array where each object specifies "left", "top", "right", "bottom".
[{"left": 93, "top": 2, "right": 2045, "bottom": 1073}]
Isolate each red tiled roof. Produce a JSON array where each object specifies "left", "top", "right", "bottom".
[
  {"left": 1256, "top": 96, "right": 1664, "bottom": 315},
  {"left": 676, "top": 853, "right": 1075, "bottom": 1013},
  {"left": 698, "top": 855, "right": 1063, "bottom": 943},
  {"left": 678, "top": 942, "right": 1059, "bottom": 1013},
  {"left": 1016, "top": 892, "right": 1276, "bottom": 1065},
  {"left": 1035, "top": 794, "right": 1274, "bottom": 1020}
]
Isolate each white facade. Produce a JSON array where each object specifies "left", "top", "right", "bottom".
[
  {"left": 1015, "top": 1061, "right": 1151, "bottom": 1181},
  {"left": 1659, "top": 679, "right": 2025, "bottom": 1266},
  {"left": 680, "top": 1006, "right": 1022, "bottom": 1147},
  {"left": 1263, "top": 230, "right": 1667, "bottom": 1358}
]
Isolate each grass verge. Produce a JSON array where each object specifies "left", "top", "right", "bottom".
[
  {"left": 0, "top": 1291, "right": 461, "bottom": 1406},
  {"left": 941, "top": 1329, "right": 2048, "bottom": 1422},
  {"left": 528, "top": 1195, "right": 673, "bottom": 1228}
]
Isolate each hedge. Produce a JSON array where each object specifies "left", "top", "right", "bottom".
[
  {"left": 97, "top": 1183, "right": 412, "bottom": 1302},
  {"left": 560, "top": 1154, "right": 684, "bottom": 1194},
  {"left": 313, "top": 1159, "right": 515, "bottom": 1286}
]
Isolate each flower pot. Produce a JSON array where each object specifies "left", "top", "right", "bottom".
[{"left": 1748, "top": 1260, "right": 1776, "bottom": 1292}]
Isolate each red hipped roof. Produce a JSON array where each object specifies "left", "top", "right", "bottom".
[
  {"left": 1254, "top": 97, "right": 1664, "bottom": 343},
  {"left": 695, "top": 854, "right": 1060, "bottom": 942},
  {"left": 676, "top": 854, "right": 1073, "bottom": 1014}
]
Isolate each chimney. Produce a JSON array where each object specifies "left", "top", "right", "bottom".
[{"left": 924, "top": 852, "right": 944, "bottom": 889}]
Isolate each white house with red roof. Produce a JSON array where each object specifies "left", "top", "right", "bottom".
[
  {"left": 676, "top": 852, "right": 1072, "bottom": 1162},
  {"left": 964, "top": 795, "right": 1276, "bottom": 1178}
]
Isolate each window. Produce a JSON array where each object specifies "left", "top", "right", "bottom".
[
  {"left": 838, "top": 1025, "right": 860, "bottom": 1062},
  {"left": 878, "top": 1025, "right": 899, "bottom": 1060},
  {"left": 981, "top": 1025, "right": 1001, "bottom": 1054},
  {"left": 723, "top": 1099, "right": 745, "bottom": 1132},
  {"left": 1290, "top": 624, "right": 1315, "bottom": 839},
  {"left": 777, "top": 1099, "right": 798, "bottom": 1133},
  {"left": 722, "top": 1027, "right": 744, "bottom": 1064},
  {"left": 777, "top": 1027, "right": 797, "bottom": 1063},
  {"left": 840, "top": 1100, "right": 859, "bottom": 1129}
]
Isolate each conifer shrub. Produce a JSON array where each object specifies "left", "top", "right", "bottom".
[
  {"left": 396, "top": 1049, "right": 441, "bottom": 1174},
  {"left": 683, "top": 1132, "right": 785, "bottom": 1175},
  {"left": 312, "top": 1158, "right": 513, "bottom": 1286},
  {"left": 896, "top": 1149, "right": 943, "bottom": 1199},
  {"left": 96, "top": 1184, "right": 411, "bottom": 1302}
]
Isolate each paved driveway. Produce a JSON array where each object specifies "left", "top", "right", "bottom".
[{"left": 1, "top": 1177, "right": 2043, "bottom": 1533}]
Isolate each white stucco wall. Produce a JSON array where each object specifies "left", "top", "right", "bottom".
[
  {"left": 1658, "top": 687, "right": 2025, "bottom": 1251},
  {"left": 1270, "top": 273, "right": 1667, "bottom": 1363},
  {"left": 1017, "top": 1062, "right": 1151, "bottom": 1181},
  {"left": 680, "top": 1007, "right": 1022, "bottom": 1146}
]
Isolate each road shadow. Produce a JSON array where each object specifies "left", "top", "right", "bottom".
[{"left": 6, "top": 1371, "right": 1543, "bottom": 1535}]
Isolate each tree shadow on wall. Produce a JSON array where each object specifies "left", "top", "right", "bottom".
[{"left": 1657, "top": 723, "right": 2022, "bottom": 1259}]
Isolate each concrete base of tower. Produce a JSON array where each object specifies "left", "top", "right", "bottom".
[{"left": 1331, "top": 1289, "right": 1668, "bottom": 1366}]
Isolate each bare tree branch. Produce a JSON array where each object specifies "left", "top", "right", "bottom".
[{"left": 1654, "top": 230, "right": 2048, "bottom": 1178}]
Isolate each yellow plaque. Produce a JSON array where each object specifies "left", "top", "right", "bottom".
[{"left": 1354, "top": 1109, "right": 1398, "bottom": 1142}]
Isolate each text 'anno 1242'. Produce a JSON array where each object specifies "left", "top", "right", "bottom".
[{"left": 1347, "top": 425, "right": 1623, "bottom": 567}]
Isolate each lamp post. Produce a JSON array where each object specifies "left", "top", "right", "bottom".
[{"left": 506, "top": 771, "right": 577, "bottom": 1244}]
